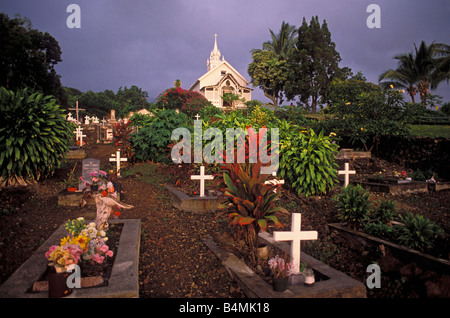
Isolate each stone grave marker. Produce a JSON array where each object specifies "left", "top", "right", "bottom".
[
  {"left": 79, "top": 158, "right": 100, "bottom": 190},
  {"left": 273, "top": 213, "right": 318, "bottom": 282},
  {"left": 190, "top": 165, "right": 214, "bottom": 197},
  {"left": 338, "top": 162, "right": 356, "bottom": 188}
]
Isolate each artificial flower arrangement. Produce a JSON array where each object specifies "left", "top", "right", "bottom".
[
  {"left": 45, "top": 217, "right": 113, "bottom": 273},
  {"left": 90, "top": 170, "right": 108, "bottom": 186},
  {"left": 268, "top": 254, "right": 295, "bottom": 280}
]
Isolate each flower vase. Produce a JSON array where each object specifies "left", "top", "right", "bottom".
[
  {"left": 272, "top": 277, "right": 289, "bottom": 292},
  {"left": 47, "top": 266, "right": 72, "bottom": 298}
]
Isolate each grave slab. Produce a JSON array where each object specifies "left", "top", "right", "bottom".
[
  {"left": 0, "top": 219, "right": 140, "bottom": 298},
  {"left": 165, "top": 185, "right": 225, "bottom": 213}
]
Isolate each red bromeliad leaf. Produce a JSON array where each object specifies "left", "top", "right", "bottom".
[
  {"left": 238, "top": 217, "right": 255, "bottom": 225},
  {"left": 257, "top": 219, "right": 268, "bottom": 231}
]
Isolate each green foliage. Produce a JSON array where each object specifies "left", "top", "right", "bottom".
[
  {"left": 219, "top": 160, "right": 288, "bottom": 263},
  {"left": 247, "top": 50, "right": 288, "bottom": 109},
  {"left": 332, "top": 184, "right": 371, "bottom": 228},
  {"left": 0, "top": 13, "right": 63, "bottom": 100},
  {"left": 130, "top": 109, "right": 189, "bottom": 164},
  {"left": 409, "top": 169, "right": 437, "bottom": 181},
  {"left": 284, "top": 16, "right": 351, "bottom": 113},
  {"left": 157, "top": 86, "right": 213, "bottom": 117},
  {"left": 397, "top": 213, "right": 444, "bottom": 252},
  {"left": 303, "top": 237, "right": 340, "bottom": 266},
  {"left": 372, "top": 200, "right": 397, "bottom": 224},
  {"left": 363, "top": 222, "right": 399, "bottom": 240},
  {"left": 279, "top": 128, "right": 339, "bottom": 197},
  {"left": 325, "top": 82, "right": 409, "bottom": 151},
  {"left": 0, "top": 87, "right": 73, "bottom": 186}
]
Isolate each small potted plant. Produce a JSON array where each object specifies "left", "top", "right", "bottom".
[
  {"left": 268, "top": 254, "right": 294, "bottom": 292},
  {"left": 64, "top": 171, "right": 79, "bottom": 192}
]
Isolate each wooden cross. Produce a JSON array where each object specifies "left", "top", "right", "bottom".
[
  {"left": 109, "top": 150, "right": 127, "bottom": 177},
  {"left": 338, "top": 162, "right": 356, "bottom": 187},
  {"left": 190, "top": 165, "right": 214, "bottom": 197},
  {"left": 68, "top": 101, "right": 85, "bottom": 124},
  {"left": 273, "top": 213, "right": 318, "bottom": 275}
]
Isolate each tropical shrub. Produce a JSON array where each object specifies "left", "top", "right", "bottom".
[
  {"left": 363, "top": 222, "right": 399, "bottom": 240},
  {"left": 372, "top": 200, "right": 397, "bottom": 224},
  {"left": 0, "top": 88, "right": 73, "bottom": 186},
  {"left": 332, "top": 184, "right": 371, "bottom": 228},
  {"left": 131, "top": 109, "right": 189, "bottom": 164},
  {"left": 326, "top": 80, "right": 409, "bottom": 151},
  {"left": 219, "top": 160, "right": 288, "bottom": 263},
  {"left": 156, "top": 87, "right": 213, "bottom": 117},
  {"left": 279, "top": 128, "right": 339, "bottom": 197},
  {"left": 397, "top": 213, "right": 444, "bottom": 252}
]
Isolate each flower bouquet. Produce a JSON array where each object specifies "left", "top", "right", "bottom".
[{"left": 268, "top": 254, "right": 294, "bottom": 292}]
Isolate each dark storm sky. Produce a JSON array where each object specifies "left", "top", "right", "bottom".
[{"left": 2, "top": 0, "right": 449, "bottom": 103}]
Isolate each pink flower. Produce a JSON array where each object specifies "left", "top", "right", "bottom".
[
  {"left": 99, "top": 244, "right": 109, "bottom": 253},
  {"left": 106, "top": 250, "right": 113, "bottom": 257},
  {"left": 45, "top": 245, "right": 58, "bottom": 258},
  {"left": 92, "top": 253, "right": 105, "bottom": 264}
]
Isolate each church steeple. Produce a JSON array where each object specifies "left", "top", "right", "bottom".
[{"left": 207, "top": 34, "right": 223, "bottom": 71}]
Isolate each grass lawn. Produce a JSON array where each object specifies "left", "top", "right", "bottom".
[{"left": 408, "top": 124, "right": 450, "bottom": 138}]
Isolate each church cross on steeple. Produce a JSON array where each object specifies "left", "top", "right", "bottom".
[{"left": 207, "top": 33, "right": 222, "bottom": 71}]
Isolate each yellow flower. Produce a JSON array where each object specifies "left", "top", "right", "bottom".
[
  {"left": 436, "top": 106, "right": 439, "bottom": 110},
  {"left": 390, "top": 85, "right": 394, "bottom": 89},
  {"left": 345, "top": 102, "right": 351, "bottom": 105},
  {"left": 329, "top": 132, "right": 336, "bottom": 137}
]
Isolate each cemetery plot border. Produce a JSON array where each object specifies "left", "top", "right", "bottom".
[
  {"left": 328, "top": 223, "right": 450, "bottom": 274},
  {"left": 205, "top": 233, "right": 367, "bottom": 298},
  {"left": 0, "top": 219, "right": 140, "bottom": 298}
]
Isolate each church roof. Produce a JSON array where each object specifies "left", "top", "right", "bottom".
[
  {"left": 189, "top": 60, "right": 250, "bottom": 91},
  {"left": 189, "top": 34, "right": 250, "bottom": 91}
]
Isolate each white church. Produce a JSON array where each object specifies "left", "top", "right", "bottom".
[{"left": 189, "top": 34, "right": 252, "bottom": 109}]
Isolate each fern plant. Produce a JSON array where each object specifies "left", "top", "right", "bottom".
[{"left": 0, "top": 88, "right": 73, "bottom": 186}]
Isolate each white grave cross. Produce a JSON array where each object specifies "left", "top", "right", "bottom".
[
  {"left": 73, "top": 126, "right": 86, "bottom": 146},
  {"left": 273, "top": 213, "right": 318, "bottom": 275},
  {"left": 338, "top": 162, "right": 356, "bottom": 187},
  {"left": 109, "top": 150, "right": 127, "bottom": 176},
  {"left": 190, "top": 165, "right": 214, "bottom": 197},
  {"left": 195, "top": 114, "right": 201, "bottom": 121}
]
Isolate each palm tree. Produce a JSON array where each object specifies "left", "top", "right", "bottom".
[
  {"left": 380, "top": 41, "right": 450, "bottom": 106},
  {"left": 379, "top": 52, "right": 418, "bottom": 103},
  {"left": 251, "top": 21, "right": 297, "bottom": 60}
]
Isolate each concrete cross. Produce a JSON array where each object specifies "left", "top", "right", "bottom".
[
  {"left": 338, "top": 162, "right": 356, "bottom": 188},
  {"left": 109, "top": 150, "right": 127, "bottom": 177},
  {"left": 190, "top": 165, "right": 214, "bottom": 197},
  {"left": 68, "top": 101, "right": 85, "bottom": 124},
  {"left": 195, "top": 114, "right": 201, "bottom": 121},
  {"left": 273, "top": 213, "right": 318, "bottom": 275}
]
